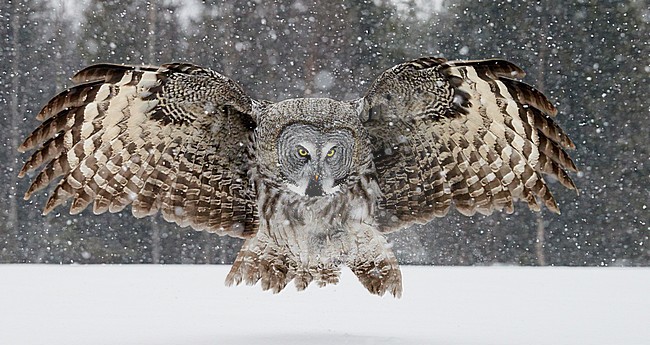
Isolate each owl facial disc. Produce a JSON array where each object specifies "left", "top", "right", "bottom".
[{"left": 277, "top": 123, "right": 354, "bottom": 198}]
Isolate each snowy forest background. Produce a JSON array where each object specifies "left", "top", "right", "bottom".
[{"left": 0, "top": 0, "right": 647, "bottom": 266}]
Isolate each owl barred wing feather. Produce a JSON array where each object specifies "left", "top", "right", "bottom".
[
  {"left": 18, "top": 63, "right": 261, "bottom": 238},
  {"left": 360, "top": 57, "right": 577, "bottom": 232}
]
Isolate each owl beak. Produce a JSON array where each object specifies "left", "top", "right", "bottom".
[{"left": 305, "top": 174, "right": 324, "bottom": 197}]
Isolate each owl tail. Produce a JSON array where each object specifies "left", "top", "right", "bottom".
[{"left": 348, "top": 232, "right": 403, "bottom": 298}]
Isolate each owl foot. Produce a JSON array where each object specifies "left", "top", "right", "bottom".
[
  {"left": 226, "top": 246, "right": 296, "bottom": 294},
  {"left": 350, "top": 259, "right": 403, "bottom": 297},
  {"left": 258, "top": 257, "right": 293, "bottom": 293}
]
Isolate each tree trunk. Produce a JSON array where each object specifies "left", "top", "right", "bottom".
[
  {"left": 147, "top": 0, "right": 162, "bottom": 264},
  {"left": 6, "top": 0, "right": 22, "bottom": 260},
  {"left": 534, "top": 9, "right": 549, "bottom": 266}
]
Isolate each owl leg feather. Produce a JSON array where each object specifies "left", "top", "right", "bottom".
[
  {"left": 293, "top": 268, "right": 313, "bottom": 291},
  {"left": 225, "top": 237, "right": 295, "bottom": 294},
  {"left": 348, "top": 232, "right": 403, "bottom": 298}
]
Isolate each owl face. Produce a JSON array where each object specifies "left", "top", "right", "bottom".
[{"left": 277, "top": 123, "right": 354, "bottom": 197}]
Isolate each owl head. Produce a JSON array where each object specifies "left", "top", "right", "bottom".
[{"left": 255, "top": 98, "right": 371, "bottom": 197}]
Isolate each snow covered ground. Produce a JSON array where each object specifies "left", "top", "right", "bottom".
[{"left": 1, "top": 265, "right": 648, "bottom": 345}]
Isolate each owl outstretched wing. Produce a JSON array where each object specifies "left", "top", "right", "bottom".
[
  {"left": 18, "top": 63, "right": 263, "bottom": 238},
  {"left": 360, "top": 57, "right": 577, "bottom": 232}
]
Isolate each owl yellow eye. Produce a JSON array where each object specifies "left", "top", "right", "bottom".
[
  {"left": 297, "top": 147, "right": 309, "bottom": 157},
  {"left": 326, "top": 148, "right": 336, "bottom": 157}
]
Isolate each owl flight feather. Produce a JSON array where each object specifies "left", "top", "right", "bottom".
[{"left": 19, "top": 56, "right": 577, "bottom": 297}]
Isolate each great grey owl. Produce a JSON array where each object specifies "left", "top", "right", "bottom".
[{"left": 19, "top": 57, "right": 577, "bottom": 297}]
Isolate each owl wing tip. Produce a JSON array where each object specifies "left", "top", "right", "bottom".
[{"left": 17, "top": 143, "right": 29, "bottom": 153}]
